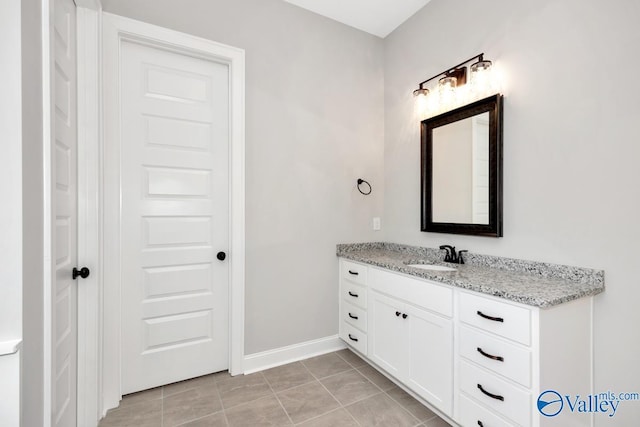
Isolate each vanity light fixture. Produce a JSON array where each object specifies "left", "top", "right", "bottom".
[
  {"left": 413, "top": 53, "right": 492, "bottom": 100},
  {"left": 413, "top": 53, "right": 498, "bottom": 119}
]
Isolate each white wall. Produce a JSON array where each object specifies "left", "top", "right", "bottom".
[
  {"left": 384, "top": 0, "right": 640, "bottom": 424},
  {"left": 0, "top": 0, "right": 23, "bottom": 345},
  {"left": 101, "top": 0, "right": 385, "bottom": 354},
  {"left": 21, "top": 0, "right": 45, "bottom": 424},
  {"left": 0, "top": 0, "right": 23, "bottom": 425}
]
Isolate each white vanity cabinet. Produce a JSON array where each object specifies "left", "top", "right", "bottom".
[
  {"left": 338, "top": 258, "right": 595, "bottom": 427},
  {"left": 456, "top": 291, "right": 592, "bottom": 427},
  {"left": 368, "top": 267, "right": 454, "bottom": 416},
  {"left": 339, "top": 260, "right": 369, "bottom": 355}
]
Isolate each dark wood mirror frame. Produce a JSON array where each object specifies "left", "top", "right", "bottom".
[{"left": 421, "top": 94, "right": 503, "bottom": 237}]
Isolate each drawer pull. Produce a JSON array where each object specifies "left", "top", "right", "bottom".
[
  {"left": 348, "top": 291, "right": 359, "bottom": 298},
  {"left": 402, "top": 313, "right": 408, "bottom": 319},
  {"left": 477, "top": 347, "right": 504, "bottom": 362},
  {"left": 395, "top": 311, "right": 401, "bottom": 317},
  {"left": 477, "top": 383, "right": 504, "bottom": 401},
  {"left": 348, "top": 334, "right": 359, "bottom": 342},
  {"left": 477, "top": 422, "right": 484, "bottom": 427},
  {"left": 477, "top": 310, "right": 504, "bottom": 323},
  {"left": 348, "top": 270, "right": 359, "bottom": 275},
  {"left": 348, "top": 313, "right": 359, "bottom": 320}
]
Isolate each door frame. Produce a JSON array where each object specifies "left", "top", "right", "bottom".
[{"left": 76, "top": 8, "right": 246, "bottom": 422}]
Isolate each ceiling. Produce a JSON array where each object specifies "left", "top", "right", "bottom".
[{"left": 283, "top": 0, "right": 431, "bottom": 38}]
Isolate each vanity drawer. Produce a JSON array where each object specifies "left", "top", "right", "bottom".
[
  {"left": 459, "top": 394, "right": 516, "bottom": 427},
  {"left": 460, "top": 360, "right": 531, "bottom": 427},
  {"left": 460, "top": 325, "right": 531, "bottom": 388},
  {"left": 459, "top": 292, "right": 531, "bottom": 346},
  {"left": 340, "top": 322, "right": 367, "bottom": 355},
  {"left": 341, "top": 260, "right": 367, "bottom": 286},
  {"left": 369, "top": 267, "right": 453, "bottom": 317},
  {"left": 341, "top": 300, "right": 367, "bottom": 332},
  {"left": 342, "top": 282, "right": 367, "bottom": 310}
]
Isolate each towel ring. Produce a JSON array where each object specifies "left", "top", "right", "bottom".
[{"left": 357, "top": 179, "right": 372, "bottom": 195}]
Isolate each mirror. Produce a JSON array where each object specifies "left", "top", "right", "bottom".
[{"left": 421, "top": 94, "right": 503, "bottom": 237}]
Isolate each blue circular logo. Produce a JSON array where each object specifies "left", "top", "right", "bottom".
[{"left": 537, "top": 390, "right": 563, "bottom": 417}]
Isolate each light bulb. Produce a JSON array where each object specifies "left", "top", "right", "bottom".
[
  {"left": 439, "top": 76, "right": 457, "bottom": 109},
  {"left": 414, "top": 91, "right": 429, "bottom": 118}
]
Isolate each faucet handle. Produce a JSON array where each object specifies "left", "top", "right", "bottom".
[
  {"left": 439, "top": 245, "right": 454, "bottom": 262},
  {"left": 458, "top": 250, "right": 468, "bottom": 264}
]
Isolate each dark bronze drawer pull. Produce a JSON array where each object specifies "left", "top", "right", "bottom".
[
  {"left": 348, "top": 334, "right": 358, "bottom": 342},
  {"left": 477, "top": 310, "right": 504, "bottom": 323},
  {"left": 477, "top": 383, "right": 504, "bottom": 401},
  {"left": 348, "top": 270, "right": 359, "bottom": 275},
  {"left": 477, "top": 422, "right": 484, "bottom": 427},
  {"left": 348, "top": 313, "right": 358, "bottom": 320},
  {"left": 348, "top": 291, "right": 358, "bottom": 298},
  {"left": 477, "top": 347, "right": 504, "bottom": 362}
]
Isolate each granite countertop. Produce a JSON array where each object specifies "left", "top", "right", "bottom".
[{"left": 337, "top": 242, "right": 605, "bottom": 308}]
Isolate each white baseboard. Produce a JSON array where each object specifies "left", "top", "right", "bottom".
[{"left": 243, "top": 335, "right": 346, "bottom": 374}]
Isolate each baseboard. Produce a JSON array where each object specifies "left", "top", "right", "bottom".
[{"left": 243, "top": 335, "right": 346, "bottom": 374}]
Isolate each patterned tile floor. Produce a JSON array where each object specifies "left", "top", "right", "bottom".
[{"left": 99, "top": 349, "right": 452, "bottom": 427}]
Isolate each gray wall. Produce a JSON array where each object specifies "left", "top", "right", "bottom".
[
  {"left": 101, "top": 0, "right": 385, "bottom": 354},
  {"left": 384, "top": 0, "right": 640, "bottom": 424},
  {"left": 22, "top": 0, "right": 44, "bottom": 424},
  {"left": 100, "top": 2, "right": 640, "bottom": 423}
]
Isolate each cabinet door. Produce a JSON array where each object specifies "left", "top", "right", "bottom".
[
  {"left": 405, "top": 305, "right": 453, "bottom": 416},
  {"left": 368, "top": 291, "right": 407, "bottom": 378}
]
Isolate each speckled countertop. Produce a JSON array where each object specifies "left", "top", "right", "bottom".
[{"left": 337, "top": 242, "right": 604, "bottom": 308}]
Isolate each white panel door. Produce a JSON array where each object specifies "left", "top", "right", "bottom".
[
  {"left": 120, "top": 40, "right": 230, "bottom": 394},
  {"left": 52, "top": 0, "right": 77, "bottom": 425}
]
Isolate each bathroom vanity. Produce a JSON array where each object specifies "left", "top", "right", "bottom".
[{"left": 337, "top": 243, "right": 604, "bottom": 427}]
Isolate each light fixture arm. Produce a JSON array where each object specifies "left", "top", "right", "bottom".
[{"left": 416, "top": 53, "right": 485, "bottom": 88}]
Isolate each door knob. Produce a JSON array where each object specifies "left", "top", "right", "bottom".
[
  {"left": 73, "top": 267, "right": 90, "bottom": 280},
  {"left": 217, "top": 251, "right": 226, "bottom": 261}
]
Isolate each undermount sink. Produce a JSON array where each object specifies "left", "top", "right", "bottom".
[{"left": 407, "top": 264, "right": 457, "bottom": 272}]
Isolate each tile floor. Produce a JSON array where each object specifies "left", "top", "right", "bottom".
[{"left": 99, "top": 349, "right": 452, "bottom": 427}]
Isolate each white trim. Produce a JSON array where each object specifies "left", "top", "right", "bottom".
[
  {"left": 243, "top": 336, "right": 346, "bottom": 375},
  {"left": 0, "top": 340, "right": 22, "bottom": 357},
  {"left": 0, "top": 349, "right": 22, "bottom": 426},
  {"left": 98, "top": 12, "right": 246, "bottom": 415},
  {"left": 42, "top": 0, "right": 53, "bottom": 425},
  {"left": 77, "top": 5, "right": 103, "bottom": 427}
]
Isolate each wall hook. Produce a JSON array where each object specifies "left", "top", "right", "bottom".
[{"left": 357, "top": 178, "right": 372, "bottom": 195}]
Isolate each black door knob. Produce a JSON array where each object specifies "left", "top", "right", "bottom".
[
  {"left": 217, "top": 251, "right": 226, "bottom": 261},
  {"left": 73, "top": 267, "right": 90, "bottom": 280}
]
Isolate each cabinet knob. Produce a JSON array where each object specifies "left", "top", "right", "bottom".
[
  {"left": 395, "top": 311, "right": 401, "bottom": 317},
  {"left": 217, "top": 251, "right": 226, "bottom": 261},
  {"left": 402, "top": 313, "right": 408, "bottom": 319}
]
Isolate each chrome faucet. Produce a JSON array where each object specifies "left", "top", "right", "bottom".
[{"left": 439, "top": 245, "right": 468, "bottom": 264}]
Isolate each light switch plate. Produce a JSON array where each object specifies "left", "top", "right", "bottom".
[{"left": 373, "top": 217, "right": 381, "bottom": 231}]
